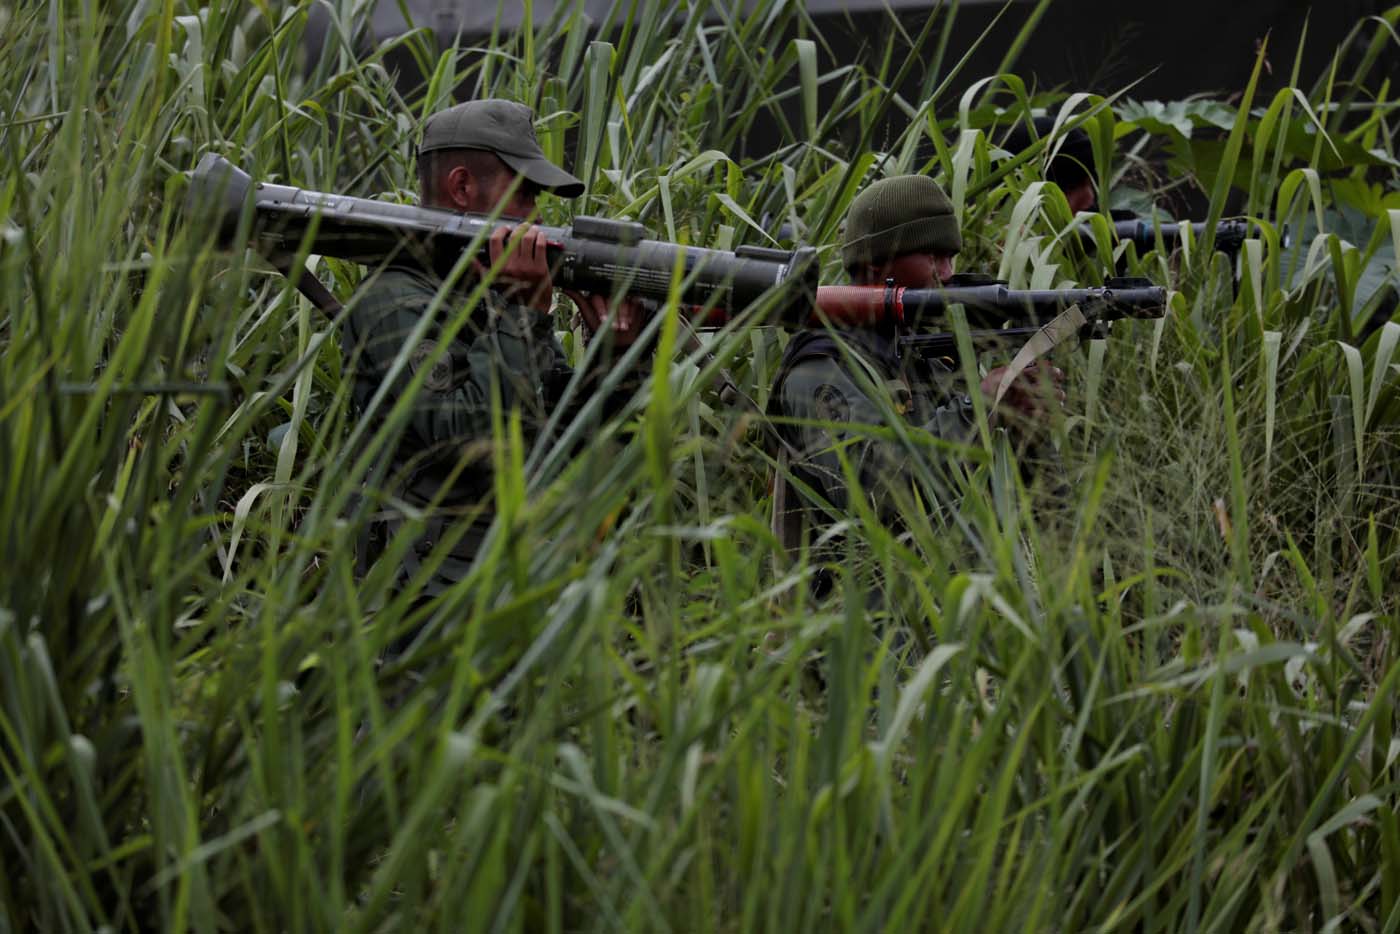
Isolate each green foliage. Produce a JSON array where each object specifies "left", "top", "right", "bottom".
[{"left": 2, "top": 1, "right": 1399, "bottom": 931}]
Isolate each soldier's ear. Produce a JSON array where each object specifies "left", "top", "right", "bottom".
[{"left": 444, "top": 165, "right": 475, "bottom": 211}]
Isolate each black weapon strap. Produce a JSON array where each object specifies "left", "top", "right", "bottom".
[{"left": 271, "top": 257, "right": 345, "bottom": 317}]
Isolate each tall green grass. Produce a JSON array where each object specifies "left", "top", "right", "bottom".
[{"left": 2, "top": 1, "right": 1399, "bottom": 930}]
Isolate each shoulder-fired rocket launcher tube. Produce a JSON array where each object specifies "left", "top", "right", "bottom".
[
  {"left": 806, "top": 278, "right": 1167, "bottom": 329},
  {"left": 1077, "top": 218, "right": 1288, "bottom": 254},
  {"left": 188, "top": 156, "right": 1169, "bottom": 331},
  {"left": 186, "top": 154, "right": 819, "bottom": 315}
]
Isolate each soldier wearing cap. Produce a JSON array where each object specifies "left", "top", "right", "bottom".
[
  {"left": 344, "top": 99, "right": 645, "bottom": 592},
  {"left": 769, "top": 175, "right": 1063, "bottom": 558}
]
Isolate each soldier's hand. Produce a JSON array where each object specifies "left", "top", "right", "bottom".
[
  {"left": 982, "top": 360, "right": 1065, "bottom": 426},
  {"left": 475, "top": 223, "right": 553, "bottom": 312},
  {"left": 567, "top": 291, "right": 646, "bottom": 348}
]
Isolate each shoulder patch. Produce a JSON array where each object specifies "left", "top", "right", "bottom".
[
  {"left": 813, "top": 383, "right": 851, "bottom": 423},
  {"left": 410, "top": 341, "right": 455, "bottom": 393}
]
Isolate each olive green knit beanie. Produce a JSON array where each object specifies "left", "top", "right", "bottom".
[{"left": 841, "top": 175, "right": 962, "bottom": 271}]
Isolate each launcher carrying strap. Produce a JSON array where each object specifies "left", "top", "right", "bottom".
[{"left": 272, "top": 258, "right": 345, "bottom": 317}]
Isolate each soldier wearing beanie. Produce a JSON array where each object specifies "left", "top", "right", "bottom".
[
  {"left": 840, "top": 175, "right": 964, "bottom": 279},
  {"left": 344, "top": 99, "right": 650, "bottom": 599},
  {"left": 768, "top": 175, "right": 1063, "bottom": 583}
]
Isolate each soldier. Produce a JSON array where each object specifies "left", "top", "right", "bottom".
[
  {"left": 343, "top": 99, "right": 645, "bottom": 594},
  {"left": 1002, "top": 115, "right": 1099, "bottom": 214},
  {"left": 769, "top": 175, "right": 1063, "bottom": 561}
]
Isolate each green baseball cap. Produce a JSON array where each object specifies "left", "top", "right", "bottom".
[
  {"left": 419, "top": 99, "right": 584, "bottom": 198},
  {"left": 841, "top": 175, "right": 962, "bottom": 271}
]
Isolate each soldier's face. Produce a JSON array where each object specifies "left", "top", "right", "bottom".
[
  {"left": 445, "top": 163, "right": 541, "bottom": 219},
  {"left": 873, "top": 251, "right": 956, "bottom": 289},
  {"left": 1065, "top": 179, "right": 1097, "bottom": 214},
  {"left": 481, "top": 171, "right": 541, "bottom": 219}
]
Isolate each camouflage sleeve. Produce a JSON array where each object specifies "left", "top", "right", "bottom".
[
  {"left": 346, "top": 268, "right": 573, "bottom": 451},
  {"left": 776, "top": 355, "right": 974, "bottom": 519}
]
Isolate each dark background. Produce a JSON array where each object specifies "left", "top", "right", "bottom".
[
  {"left": 305, "top": 0, "right": 1392, "bottom": 112},
  {"left": 302, "top": 0, "right": 1394, "bottom": 213},
  {"left": 883, "top": 0, "right": 1386, "bottom": 101}
]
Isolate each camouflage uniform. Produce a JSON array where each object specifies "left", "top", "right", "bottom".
[
  {"left": 770, "top": 326, "right": 975, "bottom": 537},
  {"left": 344, "top": 262, "right": 637, "bottom": 593}
]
